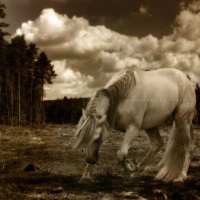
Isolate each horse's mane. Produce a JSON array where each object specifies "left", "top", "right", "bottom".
[
  {"left": 87, "top": 68, "right": 135, "bottom": 123},
  {"left": 74, "top": 68, "right": 135, "bottom": 148},
  {"left": 74, "top": 114, "right": 96, "bottom": 148},
  {"left": 102, "top": 68, "right": 136, "bottom": 125}
]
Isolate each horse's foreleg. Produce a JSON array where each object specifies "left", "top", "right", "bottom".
[
  {"left": 137, "top": 128, "right": 164, "bottom": 172},
  {"left": 117, "top": 125, "right": 138, "bottom": 173},
  {"left": 80, "top": 163, "right": 93, "bottom": 182}
]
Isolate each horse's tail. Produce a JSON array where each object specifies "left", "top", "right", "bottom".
[
  {"left": 155, "top": 118, "right": 194, "bottom": 182},
  {"left": 186, "top": 74, "right": 198, "bottom": 90}
]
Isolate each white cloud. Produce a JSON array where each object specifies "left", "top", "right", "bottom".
[
  {"left": 173, "top": 9, "right": 200, "bottom": 40},
  {"left": 189, "top": 1, "right": 200, "bottom": 12},
  {"left": 172, "top": 38, "right": 195, "bottom": 53},
  {"left": 16, "top": 1, "right": 200, "bottom": 99},
  {"left": 16, "top": 8, "right": 112, "bottom": 58},
  {"left": 44, "top": 60, "right": 94, "bottom": 99},
  {"left": 16, "top": 8, "right": 89, "bottom": 46}
]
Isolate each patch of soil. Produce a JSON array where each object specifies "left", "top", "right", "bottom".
[{"left": 0, "top": 124, "right": 199, "bottom": 199}]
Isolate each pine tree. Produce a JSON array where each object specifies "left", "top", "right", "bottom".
[
  {"left": 9, "top": 36, "right": 27, "bottom": 125},
  {"left": 0, "top": 1, "right": 9, "bottom": 40},
  {"left": 0, "top": 1, "right": 9, "bottom": 123},
  {"left": 0, "top": 2, "right": 57, "bottom": 125},
  {"left": 25, "top": 43, "right": 39, "bottom": 125},
  {"left": 34, "top": 52, "right": 56, "bottom": 124}
]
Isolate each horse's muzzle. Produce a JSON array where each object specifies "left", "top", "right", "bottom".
[
  {"left": 86, "top": 157, "right": 97, "bottom": 165},
  {"left": 86, "top": 152, "right": 98, "bottom": 164}
]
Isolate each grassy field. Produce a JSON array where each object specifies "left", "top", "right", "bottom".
[{"left": 0, "top": 124, "right": 199, "bottom": 200}]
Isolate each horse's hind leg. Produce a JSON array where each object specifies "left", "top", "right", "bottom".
[
  {"left": 174, "top": 116, "right": 194, "bottom": 182},
  {"left": 137, "top": 128, "right": 164, "bottom": 172}
]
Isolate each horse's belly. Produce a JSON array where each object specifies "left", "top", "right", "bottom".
[
  {"left": 115, "top": 101, "right": 175, "bottom": 130},
  {"left": 141, "top": 93, "right": 178, "bottom": 129},
  {"left": 141, "top": 112, "right": 171, "bottom": 129}
]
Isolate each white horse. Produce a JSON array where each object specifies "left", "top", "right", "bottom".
[{"left": 74, "top": 68, "right": 196, "bottom": 182}]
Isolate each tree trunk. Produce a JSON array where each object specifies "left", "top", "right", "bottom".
[
  {"left": 42, "top": 85, "right": 44, "bottom": 125},
  {"left": 5, "top": 70, "right": 10, "bottom": 124},
  {"left": 18, "top": 65, "right": 21, "bottom": 126},
  {"left": 30, "top": 72, "right": 33, "bottom": 125},
  {"left": 10, "top": 84, "right": 13, "bottom": 126}
]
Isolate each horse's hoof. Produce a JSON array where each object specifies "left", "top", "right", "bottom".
[
  {"left": 130, "top": 171, "right": 140, "bottom": 179},
  {"left": 117, "top": 160, "right": 135, "bottom": 174},
  {"left": 125, "top": 160, "right": 135, "bottom": 173},
  {"left": 173, "top": 175, "right": 186, "bottom": 183},
  {"left": 79, "top": 176, "right": 92, "bottom": 184},
  {"left": 173, "top": 172, "right": 187, "bottom": 183},
  {"left": 130, "top": 173, "right": 135, "bottom": 178}
]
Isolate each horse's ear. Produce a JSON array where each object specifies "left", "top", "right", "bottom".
[
  {"left": 98, "top": 114, "right": 107, "bottom": 124},
  {"left": 82, "top": 109, "right": 87, "bottom": 119}
]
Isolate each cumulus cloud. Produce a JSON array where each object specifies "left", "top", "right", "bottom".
[
  {"left": 44, "top": 60, "right": 94, "bottom": 99},
  {"left": 174, "top": 10, "right": 200, "bottom": 40},
  {"left": 16, "top": 8, "right": 112, "bottom": 58},
  {"left": 16, "top": 9, "right": 87, "bottom": 45},
  {"left": 16, "top": 1, "right": 200, "bottom": 98},
  {"left": 189, "top": 1, "right": 200, "bottom": 12}
]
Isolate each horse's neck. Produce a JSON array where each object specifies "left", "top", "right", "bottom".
[{"left": 95, "top": 94, "right": 110, "bottom": 117}]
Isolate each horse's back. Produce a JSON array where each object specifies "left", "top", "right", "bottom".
[
  {"left": 143, "top": 68, "right": 189, "bottom": 85},
  {"left": 113, "top": 68, "right": 196, "bottom": 129},
  {"left": 145, "top": 68, "right": 196, "bottom": 107},
  {"left": 139, "top": 68, "right": 195, "bottom": 100}
]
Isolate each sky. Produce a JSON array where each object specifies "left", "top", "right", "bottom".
[{"left": 2, "top": 0, "right": 200, "bottom": 99}]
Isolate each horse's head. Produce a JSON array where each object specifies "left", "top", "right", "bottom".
[{"left": 74, "top": 109, "right": 108, "bottom": 164}]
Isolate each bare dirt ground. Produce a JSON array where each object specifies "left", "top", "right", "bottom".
[{"left": 0, "top": 124, "right": 200, "bottom": 200}]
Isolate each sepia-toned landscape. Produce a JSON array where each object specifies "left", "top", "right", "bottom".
[{"left": 1, "top": 1, "right": 200, "bottom": 199}]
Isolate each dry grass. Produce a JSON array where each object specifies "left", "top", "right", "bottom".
[{"left": 0, "top": 124, "right": 199, "bottom": 199}]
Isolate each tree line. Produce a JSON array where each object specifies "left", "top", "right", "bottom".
[
  {"left": 0, "top": 2, "right": 56, "bottom": 125},
  {"left": 44, "top": 97, "right": 89, "bottom": 124}
]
